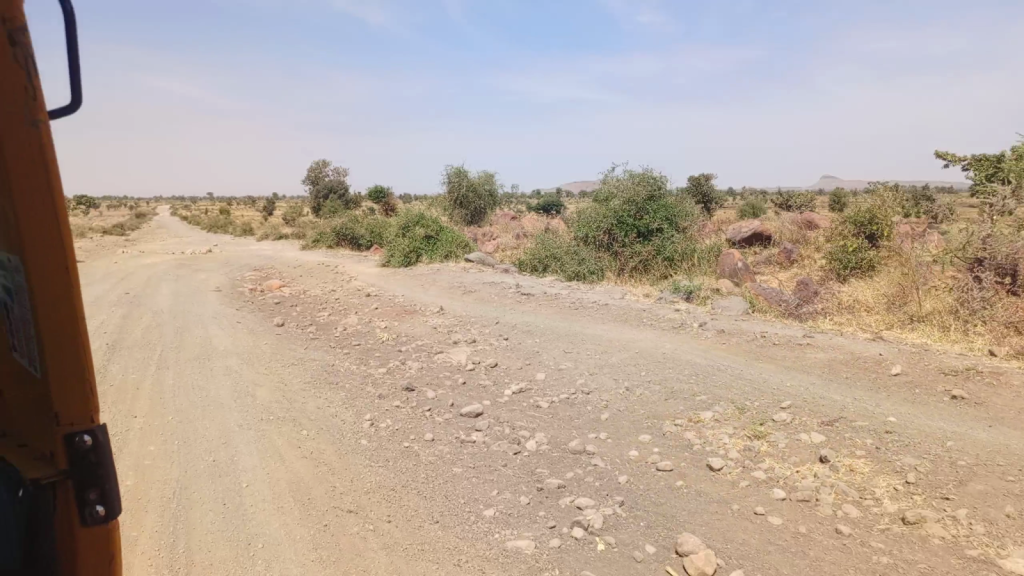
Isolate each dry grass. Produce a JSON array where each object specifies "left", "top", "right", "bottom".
[{"left": 69, "top": 207, "right": 156, "bottom": 238}]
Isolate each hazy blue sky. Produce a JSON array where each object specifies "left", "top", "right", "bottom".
[{"left": 26, "top": 0, "right": 1024, "bottom": 196}]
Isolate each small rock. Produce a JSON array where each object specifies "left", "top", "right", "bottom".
[
  {"left": 632, "top": 551, "right": 644, "bottom": 563},
  {"left": 645, "top": 544, "right": 657, "bottom": 555},
  {"left": 950, "top": 389, "right": 969, "bottom": 400},
  {"left": 639, "top": 434, "right": 653, "bottom": 443},
  {"left": 506, "top": 540, "right": 536, "bottom": 553},
  {"left": 574, "top": 497, "right": 596, "bottom": 510},
  {"left": 751, "top": 471, "right": 767, "bottom": 480},
  {"left": 753, "top": 507, "right": 766, "bottom": 516},
  {"left": 766, "top": 516, "right": 783, "bottom": 526},
  {"left": 544, "top": 479, "right": 566, "bottom": 490},
  {"left": 771, "top": 488, "right": 787, "bottom": 501},
  {"left": 459, "top": 404, "right": 484, "bottom": 418},
  {"left": 905, "top": 472, "right": 917, "bottom": 485},
  {"left": 840, "top": 504, "right": 861, "bottom": 518},
  {"left": 890, "top": 365, "right": 902, "bottom": 376},
  {"left": 423, "top": 433, "right": 434, "bottom": 442},
  {"left": 773, "top": 412, "right": 792, "bottom": 423},
  {"left": 618, "top": 475, "right": 630, "bottom": 485},
  {"left": 571, "top": 527, "right": 587, "bottom": 540},
  {"left": 809, "top": 432, "right": 827, "bottom": 444},
  {"left": 921, "top": 522, "right": 951, "bottom": 539},
  {"left": 819, "top": 449, "right": 836, "bottom": 464},
  {"left": 1006, "top": 505, "right": 1018, "bottom": 519},
  {"left": 567, "top": 439, "right": 586, "bottom": 455},
  {"left": 707, "top": 458, "right": 727, "bottom": 472},
  {"left": 674, "top": 533, "right": 707, "bottom": 557},
  {"left": 779, "top": 400, "right": 793, "bottom": 409},
  {"left": 465, "top": 252, "right": 498, "bottom": 267},
  {"left": 835, "top": 524, "right": 853, "bottom": 537},
  {"left": 656, "top": 461, "right": 675, "bottom": 472},
  {"left": 483, "top": 508, "right": 496, "bottom": 517},
  {"left": 682, "top": 549, "right": 718, "bottom": 576},
  {"left": 902, "top": 509, "right": 941, "bottom": 525},
  {"left": 548, "top": 538, "right": 563, "bottom": 549}
]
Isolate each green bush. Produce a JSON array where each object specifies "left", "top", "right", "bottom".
[
  {"left": 442, "top": 165, "right": 501, "bottom": 226},
  {"left": 681, "top": 173, "right": 725, "bottom": 216},
  {"left": 281, "top": 204, "right": 304, "bottom": 226},
  {"left": 824, "top": 235, "right": 880, "bottom": 281},
  {"left": 571, "top": 165, "right": 702, "bottom": 279},
  {"left": 366, "top": 184, "right": 391, "bottom": 205},
  {"left": 382, "top": 211, "right": 473, "bottom": 268},
  {"left": 528, "top": 194, "right": 566, "bottom": 216},
  {"left": 303, "top": 212, "right": 393, "bottom": 251},
  {"left": 771, "top": 190, "right": 817, "bottom": 213},
  {"left": 828, "top": 188, "right": 850, "bottom": 213},
  {"left": 737, "top": 197, "right": 768, "bottom": 219},
  {"left": 218, "top": 205, "right": 231, "bottom": 217},
  {"left": 516, "top": 232, "right": 607, "bottom": 283},
  {"left": 842, "top": 204, "right": 893, "bottom": 247}
]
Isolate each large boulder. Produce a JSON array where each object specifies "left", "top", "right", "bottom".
[
  {"left": 493, "top": 210, "right": 519, "bottom": 224},
  {"left": 726, "top": 220, "right": 773, "bottom": 247},
  {"left": 797, "top": 212, "right": 830, "bottom": 231},
  {"left": 746, "top": 282, "right": 800, "bottom": 313},
  {"left": 717, "top": 249, "right": 756, "bottom": 287},
  {"left": 464, "top": 252, "right": 498, "bottom": 267}
]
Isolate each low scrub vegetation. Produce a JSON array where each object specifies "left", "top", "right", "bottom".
[
  {"left": 516, "top": 231, "right": 607, "bottom": 283},
  {"left": 381, "top": 211, "right": 473, "bottom": 268},
  {"left": 164, "top": 140, "right": 1022, "bottom": 359}
]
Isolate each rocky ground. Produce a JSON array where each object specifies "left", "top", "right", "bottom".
[{"left": 79, "top": 209, "right": 1023, "bottom": 575}]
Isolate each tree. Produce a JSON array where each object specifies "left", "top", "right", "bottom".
[
  {"left": 528, "top": 194, "right": 566, "bottom": 216},
  {"left": 936, "top": 137, "right": 1023, "bottom": 220},
  {"left": 301, "top": 159, "right": 349, "bottom": 195},
  {"left": 441, "top": 164, "right": 502, "bottom": 226},
  {"left": 71, "top": 194, "right": 99, "bottom": 214},
  {"left": 510, "top": 184, "right": 520, "bottom": 195},
  {"left": 681, "top": 173, "right": 725, "bottom": 216},
  {"left": 206, "top": 192, "right": 214, "bottom": 200},
  {"left": 366, "top": 184, "right": 398, "bottom": 217}
]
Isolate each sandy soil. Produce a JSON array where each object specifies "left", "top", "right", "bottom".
[{"left": 74, "top": 208, "right": 1024, "bottom": 576}]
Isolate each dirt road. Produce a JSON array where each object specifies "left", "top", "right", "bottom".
[{"left": 76, "top": 209, "right": 1024, "bottom": 575}]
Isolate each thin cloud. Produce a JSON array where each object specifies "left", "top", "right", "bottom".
[{"left": 601, "top": 0, "right": 673, "bottom": 29}]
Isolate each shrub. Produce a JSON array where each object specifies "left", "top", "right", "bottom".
[
  {"left": 528, "top": 194, "right": 566, "bottom": 216},
  {"left": 218, "top": 205, "right": 231, "bottom": 217},
  {"left": 281, "top": 204, "right": 304, "bottom": 226},
  {"left": 261, "top": 197, "right": 277, "bottom": 218},
  {"left": 366, "top": 184, "right": 398, "bottom": 217},
  {"left": 311, "top": 179, "right": 360, "bottom": 216},
  {"left": 681, "top": 173, "right": 725, "bottom": 216},
  {"left": 828, "top": 188, "right": 850, "bottom": 213},
  {"left": 232, "top": 220, "right": 255, "bottom": 237},
  {"left": 302, "top": 159, "right": 349, "bottom": 215},
  {"left": 366, "top": 184, "right": 391, "bottom": 205},
  {"left": 737, "top": 197, "right": 768, "bottom": 219},
  {"left": 382, "top": 211, "right": 473, "bottom": 268},
  {"left": 571, "top": 165, "right": 702, "bottom": 279},
  {"left": 442, "top": 164, "right": 501, "bottom": 226},
  {"left": 303, "top": 213, "right": 393, "bottom": 251},
  {"left": 516, "top": 232, "right": 607, "bottom": 283},
  {"left": 842, "top": 204, "right": 893, "bottom": 247},
  {"left": 770, "top": 190, "right": 817, "bottom": 213},
  {"left": 824, "top": 234, "right": 881, "bottom": 281}
]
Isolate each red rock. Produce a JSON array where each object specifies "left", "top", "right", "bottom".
[
  {"left": 797, "top": 212, "right": 830, "bottom": 231},
  {"left": 493, "top": 210, "right": 519, "bottom": 223},
  {"left": 792, "top": 276, "right": 820, "bottom": 303},
  {"left": 717, "top": 249, "right": 756, "bottom": 287},
  {"left": 368, "top": 245, "right": 384, "bottom": 256},
  {"left": 726, "top": 219, "right": 773, "bottom": 247},
  {"left": 481, "top": 240, "right": 499, "bottom": 254},
  {"left": 747, "top": 282, "right": 800, "bottom": 312},
  {"left": 776, "top": 242, "right": 800, "bottom": 266}
]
